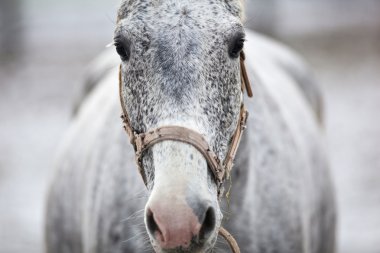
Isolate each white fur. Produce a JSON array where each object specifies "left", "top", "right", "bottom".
[{"left": 46, "top": 26, "right": 335, "bottom": 253}]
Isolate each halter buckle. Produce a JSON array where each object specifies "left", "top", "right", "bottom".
[
  {"left": 240, "top": 110, "right": 249, "bottom": 130},
  {"left": 134, "top": 133, "right": 146, "bottom": 153}
]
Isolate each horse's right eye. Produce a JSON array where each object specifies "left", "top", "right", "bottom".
[
  {"left": 114, "top": 38, "right": 130, "bottom": 61},
  {"left": 228, "top": 32, "right": 245, "bottom": 59}
]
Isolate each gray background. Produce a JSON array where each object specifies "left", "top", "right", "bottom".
[{"left": 1, "top": 0, "right": 379, "bottom": 252}]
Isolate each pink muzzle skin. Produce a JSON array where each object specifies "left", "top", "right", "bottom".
[{"left": 147, "top": 201, "right": 202, "bottom": 249}]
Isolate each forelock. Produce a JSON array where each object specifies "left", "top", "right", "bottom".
[
  {"left": 223, "top": 0, "right": 245, "bottom": 20},
  {"left": 117, "top": 0, "right": 245, "bottom": 22}
]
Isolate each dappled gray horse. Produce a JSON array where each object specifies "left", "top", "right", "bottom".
[{"left": 45, "top": 0, "right": 336, "bottom": 252}]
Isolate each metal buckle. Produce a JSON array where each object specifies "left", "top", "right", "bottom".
[
  {"left": 241, "top": 110, "right": 249, "bottom": 130},
  {"left": 134, "top": 133, "right": 145, "bottom": 153}
]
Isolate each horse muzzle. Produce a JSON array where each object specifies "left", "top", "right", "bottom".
[{"left": 145, "top": 196, "right": 216, "bottom": 250}]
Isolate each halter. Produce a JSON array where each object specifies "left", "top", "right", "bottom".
[{"left": 119, "top": 51, "right": 252, "bottom": 253}]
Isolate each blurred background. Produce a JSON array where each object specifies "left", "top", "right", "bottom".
[{"left": 0, "top": 0, "right": 379, "bottom": 252}]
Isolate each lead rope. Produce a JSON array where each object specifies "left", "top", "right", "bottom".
[{"left": 219, "top": 227, "right": 241, "bottom": 253}]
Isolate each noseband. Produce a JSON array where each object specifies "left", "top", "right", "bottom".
[{"left": 119, "top": 51, "right": 252, "bottom": 253}]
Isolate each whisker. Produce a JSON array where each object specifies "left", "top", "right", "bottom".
[
  {"left": 123, "top": 189, "right": 149, "bottom": 202},
  {"left": 132, "top": 222, "right": 146, "bottom": 227},
  {"left": 214, "top": 244, "right": 228, "bottom": 253},
  {"left": 221, "top": 209, "right": 231, "bottom": 215},
  {"left": 122, "top": 231, "right": 147, "bottom": 244},
  {"left": 121, "top": 209, "right": 145, "bottom": 223},
  {"left": 138, "top": 237, "right": 154, "bottom": 253},
  {"left": 128, "top": 223, "right": 147, "bottom": 231},
  {"left": 141, "top": 244, "right": 154, "bottom": 253},
  {"left": 124, "top": 195, "right": 149, "bottom": 202},
  {"left": 215, "top": 240, "right": 229, "bottom": 248}
]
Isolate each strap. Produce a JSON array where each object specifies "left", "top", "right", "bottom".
[
  {"left": 240, "top": 51, "right": 253, "bottom": 98},
  {"left": 134, "top": 126, "right": 224, "bottom": 189},
  {"left": 219, "top": 227, "right": 240, "bottom": 253},
  {"left": 130, "top": 107, "right": 248, "bottom": 196},
  {"left": 223, "top": 105, "right": 248, "bottom": 179}
]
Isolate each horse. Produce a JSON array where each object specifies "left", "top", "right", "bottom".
[{"left": 45, "top": 0, "right": 336, "bottom": 252}]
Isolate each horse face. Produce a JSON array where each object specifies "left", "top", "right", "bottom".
[{"left": 116, "top": 0, "right": 244, "bottom": 251}]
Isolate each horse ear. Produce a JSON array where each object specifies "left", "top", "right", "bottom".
[
  {"left": 224, "top": 0, "right": 246, "bottom": 21},
  {"left": 238, "top": 0, "right": 246, "bottom": 21}
]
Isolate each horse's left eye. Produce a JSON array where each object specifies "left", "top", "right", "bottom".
[
  {"left": 229, "top": 34, "right": 245, "bottom": 58},
  {"left": 114, "top": 37, "right": 131, "bottom": 61}
]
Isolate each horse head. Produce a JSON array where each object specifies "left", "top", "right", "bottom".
[{"left": 116, "top": 0, "right": 245, "bottom": 251}]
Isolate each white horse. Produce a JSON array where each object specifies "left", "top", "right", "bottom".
[{"left": 45, "top": 1, "right": 336, "bottom": 252}]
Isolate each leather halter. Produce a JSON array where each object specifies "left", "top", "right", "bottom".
[{"left": 119, "top": 51, "right": 252, "bottom": 197}]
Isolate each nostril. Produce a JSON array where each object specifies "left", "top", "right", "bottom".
[
  {"left": 199, "top": 207, "right": 216, "bottom": 241},
  {"left": 146, "top": 208, "right": 162, "bottom": 238}
]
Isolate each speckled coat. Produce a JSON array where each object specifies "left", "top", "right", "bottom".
[{"left": 45, "top": 1, "right": 336, "bottom": 253}]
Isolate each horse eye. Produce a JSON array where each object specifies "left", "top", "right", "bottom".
[
  {"left": 114, "top": 38, "right": 130, "bottom": 61},
  {"left": 229, "top": 35, "right": 245, "bottom": 59}
]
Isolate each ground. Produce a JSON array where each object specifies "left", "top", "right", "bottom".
[{"left": 0, "top": 1, "right": 379, "bottom": 253}]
